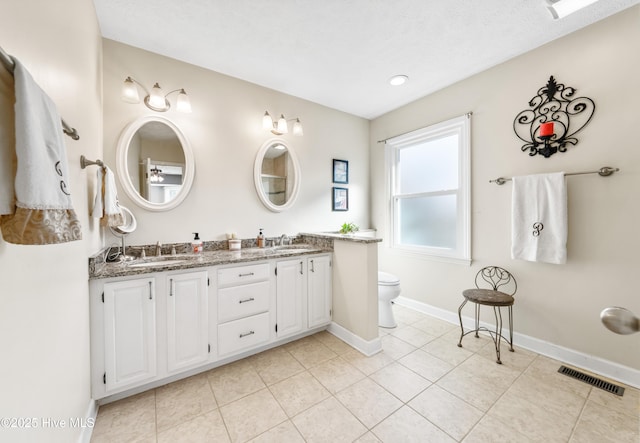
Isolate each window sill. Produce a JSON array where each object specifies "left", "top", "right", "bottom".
[{"left": 388, "top": 246, "right": 471, "bottom": 266}]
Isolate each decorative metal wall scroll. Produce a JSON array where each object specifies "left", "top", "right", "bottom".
[{"left": 513, "top": 76, "right": 595, "bottom": 158}]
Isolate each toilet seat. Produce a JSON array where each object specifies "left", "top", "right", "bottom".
[{"left": 378, "top": 271, "right": 400, "bottom": 286}]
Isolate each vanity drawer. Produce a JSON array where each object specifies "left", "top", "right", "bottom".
[
  {"left": 218, "top": 281, "right": 270, "bottom": 323},
  {"left": 218, "top": 263, "right": 270, "bottom": 287},
  {"left": 218, "top": 312, "right": 270, "bottom": 356}
]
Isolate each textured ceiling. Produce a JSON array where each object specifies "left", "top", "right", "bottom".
[{"left": 93, "top": 0, "right": 638, "bottom": 119}]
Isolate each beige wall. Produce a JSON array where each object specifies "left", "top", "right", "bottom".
[
  {"left": 0, "top": 0, "right": 103, "bottom": 442},
  {"left": 102, "top": 39, "right": 370, "bottom": 246},
  {"left": 371, "top": 6, "right": 640, "bottom": 370}
]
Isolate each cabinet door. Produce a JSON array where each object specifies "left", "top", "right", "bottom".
[
  {"left": 308, "top": 255, "right": 332, "bottom": 328},
  {"left": 167, "top": 271, "right": 209, "bottom": 373},
  {"left": 103, "top": 278, "right": 156, "bottom": 392},
  {"left": 276, "top": 258, "right": 305, "bottom": 337}
]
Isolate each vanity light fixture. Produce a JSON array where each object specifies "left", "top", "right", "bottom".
[
  {"left": 545, "top": 0, "right": 599, "bottom": 19},
  {"left": 262, "top": 111, "right": 303, "bottom": 136},
  {"left": 122, "top": 76, "right": 192, "bottom": 113}
]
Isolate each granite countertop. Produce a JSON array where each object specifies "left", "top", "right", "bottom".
[
  {"left": 300, "top": 232, "right": 382, "bottom": 244},
  {"left": 89, "top": 231, "right": 382, "bottom": 280},
  {"left": 89, "top": 245, "right": 333, "bottom": 280}
]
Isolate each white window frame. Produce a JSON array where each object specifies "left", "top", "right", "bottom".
[{"left": 386, "top": 114, "right": 471, "bottom": 265}]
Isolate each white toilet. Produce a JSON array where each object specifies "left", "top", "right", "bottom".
[{"left": 378, "top": 271, "right": 401, "bottom": 328}]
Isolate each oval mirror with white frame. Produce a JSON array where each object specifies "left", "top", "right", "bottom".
[
  {"left": 116, "top": 115, "right": 195, "bottom": 212},
  {"left": 254, "top": 139, "right": 301, "bottom": 212}
]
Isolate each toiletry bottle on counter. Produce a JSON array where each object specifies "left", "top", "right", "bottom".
[
  {"left": 192, "top": 232, "right": 203, "bottom": 253},
  {"left": 257, "top": 229, "right": 265, "bottom": 248}
]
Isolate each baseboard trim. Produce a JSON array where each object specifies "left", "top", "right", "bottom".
[
  {"left": 327, "top": 322, "right": 382, "bottom": 356},
  {"left": 394, "top": 296, "right": 640, "bottom": 389},
  {"left": 77, "top": 399, "right": 98, "bottom": 443}
]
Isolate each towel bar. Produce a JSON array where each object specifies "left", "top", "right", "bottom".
[
  {"left": 0, "top": 44, "right": 79, "bottom": 140},
  {"left": 80, "top": 155, "right": 104, "bottom": 169},
  {"left": 490, "top": 166, "right": 619, "bottom": 185}
]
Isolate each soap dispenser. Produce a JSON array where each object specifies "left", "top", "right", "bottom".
[
  {"left": 192, "top": 232, "right": 203, "bottom": 254},
  {"left": 257, "top": 229, "right": 265, "bottom": 248}
]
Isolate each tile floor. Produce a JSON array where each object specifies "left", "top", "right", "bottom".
[{"left": 91, "top": 305, "right": 640, "bottom": 442}]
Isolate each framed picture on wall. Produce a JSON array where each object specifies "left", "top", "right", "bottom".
[
  {"left": 332, "top": 159, "right": 349, "bottom": 184},
  {"left": 332, "top": 187, "right": 349, "bottom": 211}
]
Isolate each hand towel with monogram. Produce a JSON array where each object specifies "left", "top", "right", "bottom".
[{"left": 511, "top": 172, "right": 567, "bottom": 264}]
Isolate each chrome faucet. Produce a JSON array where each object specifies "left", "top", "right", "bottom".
[
  {"left": 278, "top": 234, "right": 289, "bottom": 246},
  {"left": 155, "top": 241, "right": 162, "bottom": 257}
]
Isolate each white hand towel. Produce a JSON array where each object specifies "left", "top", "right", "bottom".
[
  {"left": 92, "top": 166, "right": 124, "bottom": 227},
  {"left": 0, "top": 57, "right": 81, "bottom": 244},
  {"left": 511, "top": 172, "right": 567, "bottom": 264}
]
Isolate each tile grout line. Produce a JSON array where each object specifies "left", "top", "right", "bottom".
[
  {"left": 207, "top": 374, "right": 234, "bottom": 443},
  {"left": 457, "top": 349, "right": 539, "bottom": 442},
  {"left": 259, "top": 348, "right": 308, "bottom": 440},
  {"left": 565, "top": 386, "right": 592, "bottom": 443},
  {"left": 203, "top": 368, "right": 242, "bottom": 442}
]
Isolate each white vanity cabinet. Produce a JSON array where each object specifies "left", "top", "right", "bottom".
[
  {"left": 102, "top": 277, "right": 157, "bottom": 393},
  {"left": 166, "top": 270, "right": 209, "bottom": 373},
  {"left": 216, "top": 263, "right": 272, "bottom": 357},
  {"left": 90, "top": 252, "right": 333, "bottom": 401},
  {"left": 307, "top": 255, "right": 332, "bottom": 328}
]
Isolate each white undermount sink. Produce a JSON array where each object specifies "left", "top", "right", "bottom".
[
  {"left": 128, "top": 258, "right": 188, "bottom": 268},
  {"left": 271, "top": 246, "right": 317, "bottom": 253}
]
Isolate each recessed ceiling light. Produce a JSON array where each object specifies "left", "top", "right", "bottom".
[{"left": 389, "top": 75, "right": 409, "bottom": 86}]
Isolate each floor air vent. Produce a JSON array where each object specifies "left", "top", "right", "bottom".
[{"left": 558, "top": 365, "right": 625, "bottom": 396}]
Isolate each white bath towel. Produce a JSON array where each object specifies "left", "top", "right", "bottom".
[
  {"left": 92, "top": 166, "right": 124, "bottom": 227},
  {"left": 511, "top": 172, "right": 567, "bottom": 264},
  {"left": 0, "top": 57, "right": 81, "bottom": 244},
  {"left": 0, "top": 61, "right": 16, "bottom": 215}
]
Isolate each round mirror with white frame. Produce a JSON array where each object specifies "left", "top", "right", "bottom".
[
  {"left": 116, "top": 115, "right": 195, "bottom": 212},
  {"left": 254, "top": 139, "right": 301, "bottom": 212}
]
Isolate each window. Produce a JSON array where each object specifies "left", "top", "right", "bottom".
[{"left": 387, "top": 114, "right": 470, "bottom": 263}]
